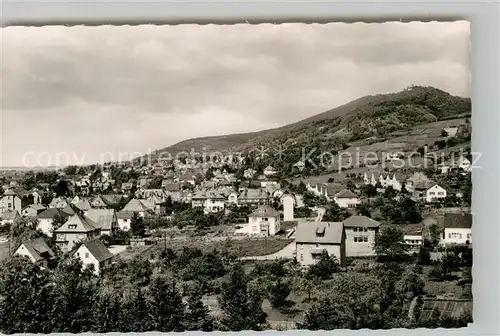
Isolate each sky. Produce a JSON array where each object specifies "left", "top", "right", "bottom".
[{"left": 1, "top": 22, "right": 470, "bottom": 167}]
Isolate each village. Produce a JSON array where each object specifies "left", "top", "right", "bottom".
[{"left": 0, "top": 129, "right": 473, "bottom": 331}]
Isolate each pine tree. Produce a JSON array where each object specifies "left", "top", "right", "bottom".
[
  {"left": 219, "top": 263, "right": 267, "bottom": 331},
  {"left": 148, "top": 275, "right": 186, "bottom": 332},
  {"left": 184, "top": 287, "right": 214, "bottom": 331}
]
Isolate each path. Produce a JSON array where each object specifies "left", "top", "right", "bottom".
[{"left": 108, "top": 245, "right": 128, "bottom": 255}]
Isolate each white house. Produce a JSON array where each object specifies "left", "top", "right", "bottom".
[
  {"left": 72, "top": 239, "right": 114, "bottom": 275},
  {"left": 14, "top": 237, "right": 55, "bottom": 268},
  {"left": 425, "top": 184, "right": 447, "bottom": 203},
  {"left": 295, "top": 221, "right": 346, "bottom": 267},
  {"left": 343, "top": 216, "right": 380, "bottom": 257},
  {"left": 235, "top": 205, "right": 281, "bottom": 236},
  {"left": 191, "top": 191, "right": 226, "bottom": 214},
  {"left": 457, "top": 157, "right": 472, "bottom": 172},
  {"left": 263, "top": 165, "right": 277, "bottom": 177},
  {"left": 402, "top": 225, "right": 424, "bottom": 251},
  {"left": 21, "top": 204, "right": 46, "bottom": 217},
  {"left": 36, "top": 208, "right": 72, "bottom": 236},
  {"left": 363, "top": 172, "right": 404, "bottom": 191},
  {"left": 441, "top": 213, "right": 473, "bottom": 246},
  {"left": 116, "top": 211, "right": 134, "bottom": 231},
  {"left": 0, "top": 210, "right": 21, "bottom": 226},
  {"left": 227, "top": 191, "right": 239, "bottom": 205},
  {"left": 306, "top": 182, "right": 323, "bottom": 197},
  {"left": 333, "top": 189, "right": 361, "bottom": 208}
]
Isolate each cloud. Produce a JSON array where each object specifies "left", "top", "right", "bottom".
[{"left": 0, "top": 22, "right": 470, "bottom": 166}]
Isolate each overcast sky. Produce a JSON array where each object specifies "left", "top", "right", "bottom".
[{"left": 1, "top": 22, "right": 470, "bottom": 167}]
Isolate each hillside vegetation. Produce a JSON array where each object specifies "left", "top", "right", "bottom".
[{"left": 152, "top": 86, "right": 471, "bottom": 158}]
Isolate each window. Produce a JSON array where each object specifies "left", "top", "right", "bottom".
[
  {"left": 68, "top": 224, "right": 77, "bottom": 229},
  {"left": 363, "top": 236, "right": 368, "bottom": 243},
  {"left": 353, "top": 227, "right": 358, "bottom": 232},
  {"left": 124, "top": 219, "right": 128, "bottom": 222},
  {"left": 354, "top": 237, "right": 358, "bottom": 242},
  {"left": 84, "top": 252, "right": 89, "bottom": 258},
  {"left": 300, "top": 254, "right": 304, "bottom": 261},
  {"left": 363, "top": 227, "right": 368, "bottom": 232},
  {"left": 429, "top": 192, "right": 435, "bottom": 195},
  {"left": 467, "top": 233, "right": 471, "bottom": 239},
  {"left": 438, "top": 192, "right": 444, "bottom": 196}
]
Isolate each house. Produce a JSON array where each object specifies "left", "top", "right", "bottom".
[
  {"left": 74, "top": 197, "right": 93, "bottom": 212},
  {"left": 322, "top": 183, "right": 345, "bottom": 202},
  {"left": 53, "top": 213, "right": 101, "bottom": 252},
  {"left": 441, "top": 213, "right": 473, "bottom": 246},
  {"left": 162, "top": 181, "right": 181, "bottom": 192},
  {"left": 0, "top": 210, "right": 21, "bottom": 225},
  {"left": 0, "top": 188, "right": 34, "bottom": 217},
  {"left": 333, "top": 189, "right": 361, "bottom": 208},
  {"left": 91, "top": 194, "right": 122, "bottom": 208},
  {"left": 121, "top": 182, "right": 134, "bottom": 192},
  {"left": 227, "top": 191, "right": 239, "bottom": 205},
  {"left": 263, "top": 165, "right": 277, "bottom": 177},
  {"left": 235, "top": 205, "right": 281, "bottom": 236},
  {"left": 237, "top": 188, "right": 269, "bottom": 206},
  {"left": 116, "top": 211, "right": 135, "bottom": 231},
  {"left": 191, "top": 191, "right": 226, "bottom": 213},
  {"left": 405, "top": 172, "right": 433, "bottom": 192},
  {"left": 21, "top": 204, "right": 46, "bottom": 217},
  {"left": 402, "top": 225, "right": 424, "bottom": 251},
  {"left": 14, "top": 237, "right": 56, "bottom": 268},
  {"left": 457, "top": 156, "right": 472, "bottom": 172},
  {"left": 363, "top": 172, "right": 404, "bottom": 191},
  {"left": 85, "top": 209, "right": 118, "bottom": 236},
  {"left": 121, "top": 198, "right": 154, "bottom": 217},
  {"left": 442, "top": 127, "right": 459, "bottom": 138},
  {"left": 425, "top": 184, "right": 447, "bottom": 203},
  {"left": 243, "top": 168, "right": 257, "bottom": 179},
  {"left": 295, "top": 221, "right": 346, "bottom": 267},
  {"left": 306, "top": 182, "right": 323, "bottom": 197},
  {"left": 342, "top": 216, "right": 380, "bottom": 257},
  {"left": 72, "top": 239, "right": 114, "bottom": 275},
  {"left": 36, "top": 208, "right": 72, "bottom": 236},
  {"left": 48, "top": 196, "right": 69, "bottom": 209}
]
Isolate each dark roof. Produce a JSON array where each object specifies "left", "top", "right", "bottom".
[
  {"left": 37, "top": 208, "right": 71, "bottom": 219},
  {"left": 343, "top": 215, "right": 381, "bottom": 228},
  {"left": 443, "top": 213, "right": 473, "bottom": 229},
  {"left": 18, "top": 237, "right": 55, "bottom": 262},
  {"left": 249, "top": 205, "right": 280, "bottom": 218},
  {"left": 77, "top": 239, "right": 114, "bottom": 262},
  {"left": 295, "top": 221, "right": 344, "bottom": 244},
  {"left": 335, "top": 189, "right": 358, "bottom": 199}
]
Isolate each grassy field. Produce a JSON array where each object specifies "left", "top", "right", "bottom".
[{"left": 143, "top": 237, "right": 294, "bottom": 259}]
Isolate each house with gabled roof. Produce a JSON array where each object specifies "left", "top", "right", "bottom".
[
  {"left": 333, "top": 189, "right": 361, "bottom": 209},
  {"left": 441, "top": 212, "right": 473, "bottom": 246},
  {"left": 425, "top": 184, "right": 448, "bottom": 203},
  {"left": 36, "top": 207, "right": 72, "bottom": 236},
  {"left": 85, "top": 209, "right": 118, "bottom": 236},
  {"left": 121, "top": 198, "right": 154, "bottom": 217},
  {"left": 54, "top": 213, "right": 101, "bottom": 252},
  {"left": 14, "top": 237, "right": 56, "bottom": 268},
  {"left": 48, "top": 196, "right": 69, "bottom": 209},
  {"left": 73, "top": 239, "right": 114, "bottom": 275},
  {"left": 116, "top": 211, "right": 135, "bottom": 232},
  {"left": 343, "top": 215, "right": 380, "bottom": 257},
  {"left": 263, "top": 165, "right": 277, "bottom": 177},
  {"left": 295, "top": 221, "right": 346, "bottom": 267},
  {"left": 22, "top": 204, "right": 47, "bottom": 217},
  {"left": 74, "top": 197, "right": 93, "bottom": 212},
  {"left": 191, "top": 190, "right": 226, "bottom": 213},
  {"left": 0, "top": 188, "right": 34, "bottom": 217},
  {"left": 237, "top": 188, "right": 269, "bottom": 206},
  {"left": 322, "top": 182, "right": 344, "bottom": 201},
  {"left": 235, "top": 205, "right": 281, "bottom": 236}
]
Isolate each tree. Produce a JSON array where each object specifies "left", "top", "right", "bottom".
[
  {"left": 92, "top": 289, "right": 121, "bottom": 332},
  {"left": 322, "top": 203, "right": 349, "bottom": 222},
  {"left": 119, "top": 288, "right": 154, "bottom": 332},
  {"left": 374, "top": 227, "right": 409, "bottom": 262},
  {"left": 297, "top": 181, "right": 307, "bottom": 194},
  {"left": 219, "top": 263, "right": 267, "bottom": 331},
  {"left": 361, "top": 184, "right": 378, "bottom": 198},
  {"left": 184, "top": 285, "right": 214, "bottom": 331},
  {"left": 417, "top": 246, "right": 432, "bottom": 265},
  {"left": 298, "top": 297, "right": 343, "bottom": 330},
  {"left": 0, "top": 257, "right": 56, "bottom": 333},
  {"left": 54, "top": 180, "right": 71, "bottom": 197},
  {"left": 130, "top": 213, "right": 146, "bottom": 237},
  {"left": 356, "top": 202, "right": 371, "bottom": 217},
  {"left": 307, "top": 251, "right": 340, "bottom": 280},
  {"left": 148, "top": 276, "right": 186, "bottom": 332},
  {"left": 383, "top": 186, "right": 397, "bottom": 199},
  {"left": 429, "top": 224, "right": 442, "bottom": 247},
  {"left": 267, "top": 277, "right": 292, "bottom": 310}
]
